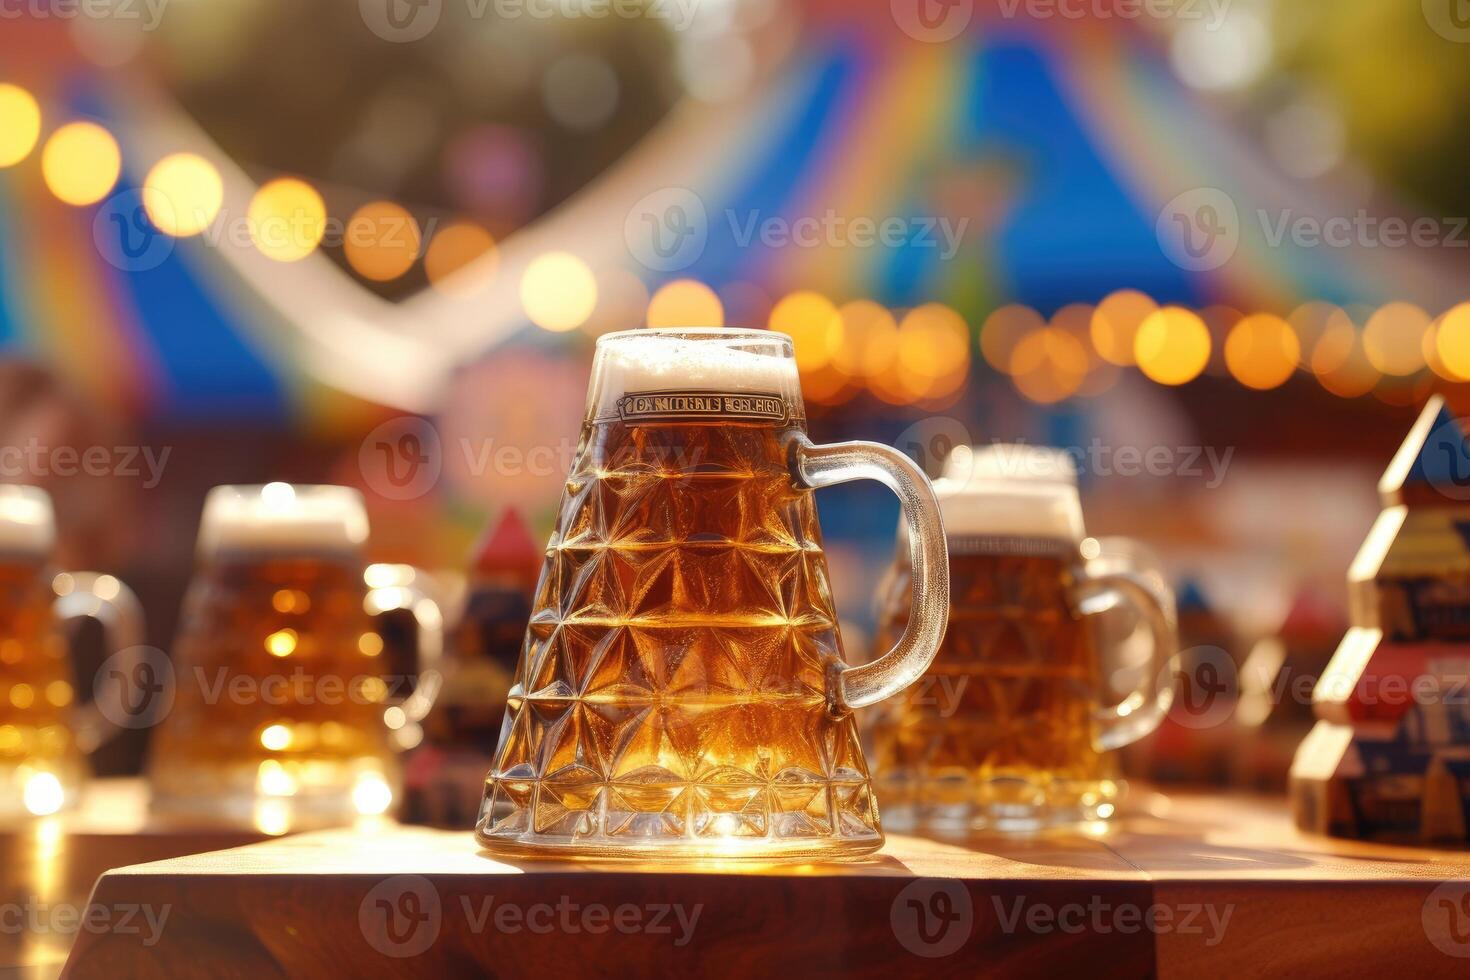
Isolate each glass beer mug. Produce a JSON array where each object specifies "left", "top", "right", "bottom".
[
  {"left": 869, "top": 445, "right": 1177, "bottom": 831},
  {"left": 476, "top": 328, "right": 950, "bottom": 859},
  {"left": 0, "top": 485, "right": 144, "bottom": 818},
  {"left": 148, "top": 484, "right": 442, "bottom": 825}
]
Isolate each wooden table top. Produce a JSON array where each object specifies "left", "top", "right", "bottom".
[
  {"left": 51, "top": 789, "right": 1470, "bottom": 979},
  {"left": 0, "top": 780, "right": 275, "bottom": 978}
]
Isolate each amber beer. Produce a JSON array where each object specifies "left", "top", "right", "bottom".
[
  {"left": 0, "top": 549, "right": 80, "bottom": 816},
  {"left": 870, "top": 446, "right": 1175, "bottom": 830},
  {"left": 0, "top": 485, "right": 144, "bottom": 817},
  {"left": 477, "top": 328, "right": 950, "bottom": 859},
  {"left": 149, "top": 485, "right": 420, "bottom": 822}
]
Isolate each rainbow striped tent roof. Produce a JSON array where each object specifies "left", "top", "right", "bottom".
[{"left": 0, "top": 17, "right": 1453, "bottom": 422}]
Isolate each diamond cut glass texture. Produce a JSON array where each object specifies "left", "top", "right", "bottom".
[{"left": 476, "top": 420, "right": 880, "bottom": 857}]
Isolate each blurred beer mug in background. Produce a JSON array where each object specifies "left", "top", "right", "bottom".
[
  {"left": 148, "top": 484, "right": 442, "bottom": 827},
  {"left": 477, "top": 328, "right": 949, "bottom": 859},
  {"left": 0, "top": 485, "right": 144, "bottom": 818},
  {"left": 869, "top": 445, "right": 1177, "bottom": 832}
]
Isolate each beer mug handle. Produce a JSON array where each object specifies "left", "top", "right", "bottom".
[
  {"left": 1075, "top": 570, "right": 1177, "bottom": 752},
  {"left": 52, "top": 571, "right": 147, "bottom": 754},
  {"left": 364, "top": 564, "right": 445, "bottom": 741},
  {"left": 789, "top": 435, "right": 950, "bottom": 712}
]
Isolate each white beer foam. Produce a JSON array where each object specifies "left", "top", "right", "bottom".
[
  {"left": 198, "top": 483, "right": 369, "bottom": 558},
  {"left": 933, "top": 444, "right": 1085, "bottom": 542},
  {"left": 0, "top": 485, "right": 55, "bottom": 556},
  {"left": 590, "top": 329, "right": 801, "bottom": 418}
]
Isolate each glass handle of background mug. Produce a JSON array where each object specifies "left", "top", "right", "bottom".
[
  {"left": 52, "top": 572, "right": 147, "bottom": 754},
  {"left": 364, "top": 564, "right": 445, "bottom": 749},
  {"left": 789, "top": 435, "right": 950, "bottom": 712},
  {"left": 1076, "top": 570, "right": 1177, "bottom": 752}
]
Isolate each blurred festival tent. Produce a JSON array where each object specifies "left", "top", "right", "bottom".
[{"left": 0, "top": 6, "right": 1464, "bottom": 426}]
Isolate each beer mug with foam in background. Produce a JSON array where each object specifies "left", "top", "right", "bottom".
[
  {"left": 869, "top": 445, "right": 1177, "bottom": 831},
  {"left": 0, "top": 485, "right": 144, "bottom": 818},
  {"left": 147, "top": 484, "right": 443, "bottom": 827},
  {"left": 476, "top": 328, "right": 951, "bottom": 859}
]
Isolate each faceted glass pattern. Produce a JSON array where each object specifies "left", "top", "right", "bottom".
[
  {"left": 869, "top": 548, "right": 1116, "bottom": 830},
  {"left": 476, "top": 420, "right": 881, "bottom": 858}
]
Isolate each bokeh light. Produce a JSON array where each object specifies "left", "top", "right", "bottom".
[
  {"left": 1422, "top": 311, "right": 1459, "bottom": 381},
  {"left": 831, "top": 300, "right": 899, "bottom": 378},
  {"left": 1010, "top": 327, "right": 1088, "bottom": 403},
  {"left": 248, "top": 178, "right": 328, "bottom": 262},
  {"left": 143, "top": 153, "right": 223, "bottom": 237},
  {"left": 646, "top": 279, "right": 724, "bottom": 329},
  {"left": 1287, "top": 301, "right": 1343, "bottom": 367},
  {"left": 1362, "top": 301, "right": 1430, "bottom": 376},
  {"left": 1224, "top": 313, "right": 1300, "bottom": 390},
  {"left": 265, "top": 628, "right": 298, "bottom": 658},
  {"left": 769, "top": 291, "right": 840, "bottom": 371},
  {"left": 981, "top": 305, "right": 1044, "bottom": 374},
  {"left": 0, "top": 84, "right": 41, "bottom": 167},
  {"left": 41, "top": 121, "right": 120, "bottom": 206},
  {"left": 1091, "top": 289, "right": 1158, "bottom": 366},
  {"left": 541, "top": 54, "right": 619, "bottom": 132},
  {"left": 1135, "top": 306, "right": 1211, "bottom": 385},
  {"left": 800, "top": 363, "right": 858, "bottom": 406},
  {"left": 1434, "top": 303, "right": 1470, "bottom": 381},
  {"left": 897, "top": 303, "right": 970, "bottom": 379},
  {"left": 521, "top": 251, "right": 597, "bottom": 331},
  {"left": 23, "top": 771, "right": 64, "bottom": 816},
  {"left": 424, "top": 220, "right": 497, "bottom": 294},
  {"left": 344, "top": 201, "right": 422, "bottom": 282},
  {"left": 1311, "top": 309, "right": 1379, "bottom": 398}
]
